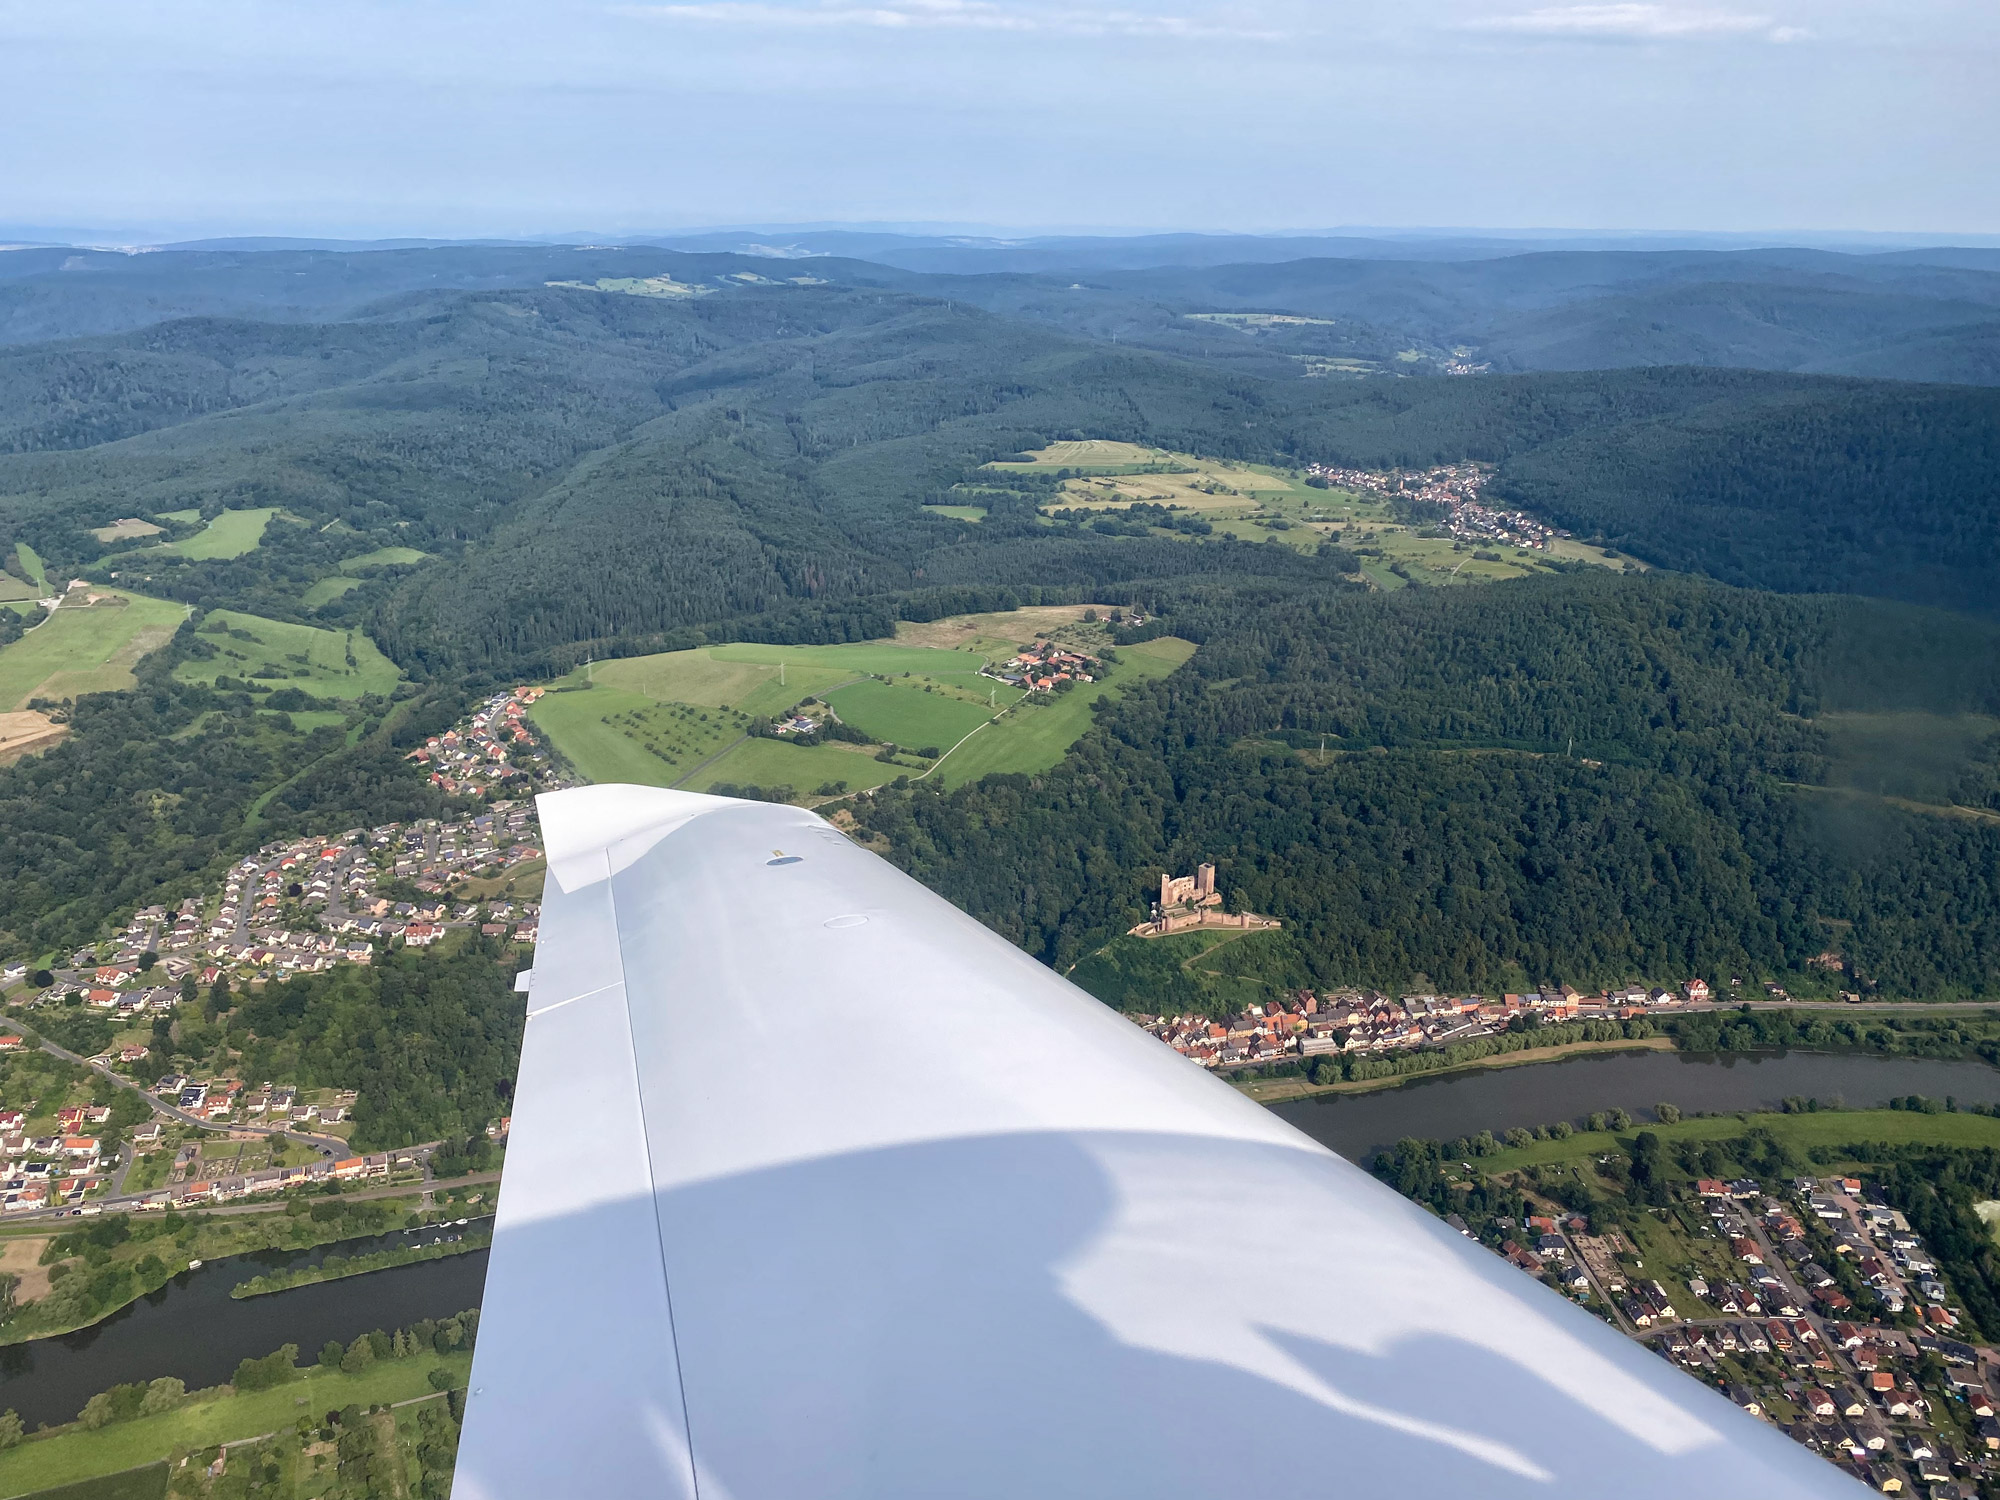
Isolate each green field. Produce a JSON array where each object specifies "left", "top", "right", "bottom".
[
  {"left": 581, "top": 649, "right": 855, "bottom": 718},
  {"left": 932, "top": 636, "right": 1196, "bottom": 787},
  {"left": 0, "top": 576, "right": 36, "bottom": 602},
  {"left": 823, "top": 678, "right": 999, "bottom": 750},
  {"left": 338, "top": 546, "right": 430, "bottom": 572},
  {"left": 145, "top": 508, "right": 274, "bottom": 561},
  {"left": 976, "top": 441, "right": 1641, "bottom": 579},
  {"left": 300, "top": 575, "right": 365, "bottom": 608},
  {"left": 0, "top": 1353, "right": 472, "bottom": 1497},
  {"left": 921, "top": 504, "right": 987, "bottom": 522},
  {"left": 532, "top": 623, "right": 1198, "bottom": 802},
  {"left": 7, "top": 544, "right": 47, "bottom": 594},
  {"left": 171, "top": 611, "right": 400, "bottom": 699},
  {"left": 683, "top": 736, "right": 890, "bottom": 797},
  {"left": 0, "top": 592, "right": 187, "bottom": 709},
  {"left": 529, "top": 687, "right": 753, "bottom": 787},
  {"left": 1477, "top": 1107, "right": 2000, "bottom": 1177},
  {"left": 152, "top": 509, "right": 200, "bottom": 526}
]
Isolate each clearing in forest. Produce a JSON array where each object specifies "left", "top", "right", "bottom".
[
  {"left": 301, "top": 575, "right": 366, "bottom": 607},
  {"left": 0, "top": 708, "right": 67, "bottom": 765},
  {"left": 338, "top": 546, "right": 431, "bottom": 572},
  {"left": 530, "top": 613, "right": 1196, "bottom": 801},
  {"left": 0, "top": 589, "right": 186, "bottom": 709},
  {"left": 88, "top": 517, "right": 163, "bottom": 544},
  {"left": 171, "top": 610, "right": 401, "bottom": 699},
  {"left": 143, "top": 507, "right": 276, "bottom": 560},
  {"left": 979, "top": 440, "right": 1643, "bottom": 582}
]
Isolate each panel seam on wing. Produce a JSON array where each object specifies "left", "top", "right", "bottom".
[
  {"left": 524, "top": 980, "right": 620, "bottom": 1020},
  {"left": 604, "top": 867, "right": 705, "bottom": 1500}
]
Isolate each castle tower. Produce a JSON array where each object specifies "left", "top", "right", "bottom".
[{"left": 1198, "top": 863, "right": 1215, "bottom": 898}]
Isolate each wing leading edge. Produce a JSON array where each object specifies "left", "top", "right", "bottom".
[{"left": 454, "top": 783, "right": 1861, "bottom": 1499}]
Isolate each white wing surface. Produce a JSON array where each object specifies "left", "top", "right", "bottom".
[{"left": 454, "top": 783, "right": 1861, "bottom": 1498}]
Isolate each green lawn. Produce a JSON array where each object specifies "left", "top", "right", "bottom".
[
  {"left": 529, "top": 687, "right": 753, "bottom": 787},
  {"left": 578, "top": 649, "right": 855, "bottom": 719},
  {"left": 1477, "top": 1107, "right": 2000, "bottom": 1177},
  {"left": 684, "top": 736, "right": 889, "bottom": 797},
  {"left": 0, "top": 592, "right": 187, "bottom": 709},
  {"left": 0, "top": 576, "right": 37, "bottom": 602},
  {"left": 337, "top": 546, "right": 430, "bottom": 573},
  {"left": 13, "top": 544, "right": 47, "bottom": 593},
  {"left": 822, "top": 679, "right": 998, "bottom": 750},
  {"left": 933, "top": 636, "right": 1196, "bottom": 787},
  {"left": 171, "top": 611, "right": 400, "bottom": 699},
  {"left": 147, "top": 509, "right": 274, "bottom": 561},
  {"left": 299, "top": 576, "right": 365, "bottom": 608},
  {"left": 529, "top": 687, "right": 698, "bottom": 786},
  {"left": 921, "top": 504, "right": 987, "bottom": 522},
  {"left": 0, "top": 1354, "right": 473, "bottom": 1498},
  {"left": 536, "top": 628, "right": 1197, "bottom": 802}
]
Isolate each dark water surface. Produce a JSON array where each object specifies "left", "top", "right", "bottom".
[
  {"left": 0, "top": 1226, "right": 488, "bottom": 1431},
  {"left": 1271, "top": 1049, "right": 2000, "bottom": 1163}
]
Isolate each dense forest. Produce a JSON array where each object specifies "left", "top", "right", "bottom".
[
  {"left": 3, "top": 279, "right": 1997, "bottom": 677},
  {"left": 856, "top": 573, "right": 2000, "bottom": 998},
  {"left": 1, "top": 247, "right": 1998, "bottom": 1012}
]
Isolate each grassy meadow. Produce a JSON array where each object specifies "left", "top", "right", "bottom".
[
  {"left": 0, "top": 591, "right": 186, "bottom": 709},
  {"left": 170, "top": 611, "right": 400, "bottom": 699},
  {"left": 143, "top": 508, "right": 275, "bottom": 561},
  {"left": 528, "top": 611, "right": 1196, "bottom": 802}
]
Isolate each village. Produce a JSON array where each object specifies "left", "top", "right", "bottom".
[
  {"left": 1, "top": 690, "right": 555, "bottom": 998},
  {"left": 1305, "top": 460, "right": 1565, "bottom": 552},
  {"left": 1135, "top": 976, "right": 1729, "bottom": 1070},
  {"left": 1490, "top": 1168, "right": 2000, "bottom": 1494},
  {"left": 402, "top": 684, "right": 556, "bottom": 799},
  {"left": 989, "top": 641, "right": 1098, "bottom": 693}
]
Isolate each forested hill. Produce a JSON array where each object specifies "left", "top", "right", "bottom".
[
  {"left": 859, "top": 573, "right": 2000, "bottom": 1001},
  {"left": 1, "top": 280, "right": 1996, "bottom": 670}
]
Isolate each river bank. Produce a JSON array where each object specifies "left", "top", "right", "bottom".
[
  {"left": 0, "top": 1236, "right": 489, "bottom": 1432},
  {"left": 1235, "top": 1035, "right": 1675, "bottom": 1103},
  {"left": 1267, "top": 1048, "right": 2000, "bottom": 1161},
  {"left": 0, "top": 1346, "right": 474, "bottom": 1498},
  {"left": 232, "top": 1221, "right": 491, "bottom": 1299}
]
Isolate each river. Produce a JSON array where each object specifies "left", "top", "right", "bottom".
[
  {"left": 1271, "top": 1048, "right": 2000, "bottom": 1162},
  {"left": 0, "top": 1226, "right": 489, "bottom": 1431},
  {"left": 9, "top": 1049, "right": 2000, "bottom": 1432}
]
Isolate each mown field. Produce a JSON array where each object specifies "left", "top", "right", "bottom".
[
  {"left": 528, "top": 613, "right": 1195, "bottom": 801},
  {"left": 0, "top": 592, "right": 186, "bottom": 709},
  {"left": 683, "top": 736, "right": 890, "bottom": 797},
  {"left": 141, "top": 507, "right": 274, "bottom": 561},
  {"left": 170, "top": 611, "right": 401, "bottom": 699},
  {"left": 822, "top": 678, "right": 998, "bottom": 750},
  {"left": 930, "top": 635, "right": 1195, "bottom": 787},
  {"left": 337, "top": 546, "right": 429, "bottom": 573}
]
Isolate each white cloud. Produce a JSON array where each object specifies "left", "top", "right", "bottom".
[
  {"left": 614, "top": 0, "right": 1285, "bottom": 40},
  {"left": 1471, "top": 4, "right": 1805, "bottom": 40}
]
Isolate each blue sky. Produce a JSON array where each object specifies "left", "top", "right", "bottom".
[{"left": 1, "top": 0, "right": 1990, "bottom": 239}]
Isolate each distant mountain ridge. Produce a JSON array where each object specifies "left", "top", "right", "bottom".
[{"left": 7, "top": 236, "right": 2000, "bottom": 386}]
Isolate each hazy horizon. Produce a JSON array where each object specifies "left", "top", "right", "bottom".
[{"left": 2, "top": 0, "right": 1991, "bottom": 241}]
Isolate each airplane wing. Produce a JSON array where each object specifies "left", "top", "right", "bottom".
[{"left": 454, "top": 783, "right": 1861, "bottom": 1498}]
